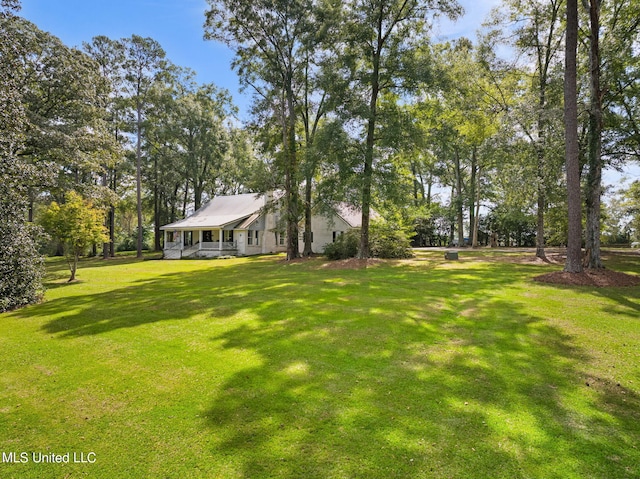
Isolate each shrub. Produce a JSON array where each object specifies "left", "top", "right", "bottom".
[
  {"left": 0, "top": 157, "right": 46, "bottom": 312},
  {"left": 370, "top": 222, "right": 414, "bottom": 259},
  {"left": 323, "top": 229, "right": 359, "bottom": 260},
  {"left": 323, "top": 223, "right": 414, "bottom": 260},
  {"left": 0, "top": 221, "right": 46, "bottom": 312}
]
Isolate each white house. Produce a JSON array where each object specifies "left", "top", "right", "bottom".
[{"left": 160, "top": 192, "right": 372, "bottom": 259}]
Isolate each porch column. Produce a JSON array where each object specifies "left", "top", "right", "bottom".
[
  {"left": 163, "top": 230, "right": 168, "bottom": 249},
  {"left": 219, "top": 229, "right": 223, "bottom": 252},
  {"left": 199, "top": 230, "right": 203, "bottom": 250},
  {"left": 180, "top": 231, "right": 184, "bottom": 250}
]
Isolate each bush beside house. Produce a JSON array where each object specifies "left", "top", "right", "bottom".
[{"left": 324, "top": 223, "right": 414, "bottom": 260}]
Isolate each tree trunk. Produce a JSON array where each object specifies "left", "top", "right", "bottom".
[
  {"left": 454, "top": 148, "right": 465, "bottom": 248},
  {"left": 359, "top": 88, "right": 379, "bottom": 258},
  {"left": 69, "top": 252, "right": 78, "bottom": 282},
  {"left": 153, "top": 155, "right": 162, "bottom": 252},
  {"left": 469, "top": 147, "right": 477, "bottom": 244},
  {"left": 533, "top": 0, "right": 562, "bottom": 260},
  {"left": 535, "top": 169, "right": 546, "bottom": 259},
  {"left": 412, "top": 163, "right": 419, "bottom": 205},
  {"left": 535, "top": 115, "right": 546, "bottom": 259},
  {"left": 472, "top": 166, "right": 481, "bottom": 248},
  {"left": 103, "top": 169, "right": 110, "bottom": 259},
  {"left": 284, "top": 76, "right": 300, "bottom": 261},
  {"left": 584, "top": 0, "right": 603, "bottom": 269},
  {"left": 109, "top": 204, "right": 115, "bottom": 257},
  {"left": 171, "top": 183, "right": 179, "bottom": 222},
  {"left": 194, "top": 171, "right": 204, "bottom": 211},
  {"left": 360, "top": 121, "right": 375, "bottom": 259},
  {"left": 359, "top": 13, "right": 384, "bottom": 260},
  {"left": 302, "top": 176, "right": 313, "bottom": 256},
  {"left": 564, "top": 0, "right": 583, "bottom": 273},
  {"left": 107, "top": 167, "right": 116, "bottom": 257},
  {"left": 182, "top": 179, "right": 189, "bottom": 218},
  {"left": 136, "top": 105, "right": 144, "bottom": 258}
]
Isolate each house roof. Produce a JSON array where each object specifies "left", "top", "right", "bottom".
[
  {"left": 160, "top": 193, "right": 265, "bottom": 230},
  {"left": 160, "top": 193, "right": 380, "bottom": 231},
  {"left": 333, "top": 202, "right": 380, "bottom": 228}
]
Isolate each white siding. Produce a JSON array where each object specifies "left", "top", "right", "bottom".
[{"left": 299, "top": 213, "right": 352, "bottom": 254}]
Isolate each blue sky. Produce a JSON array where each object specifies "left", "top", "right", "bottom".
[{"left": 19, "top": 0, "right": 500, "bottom": 121}]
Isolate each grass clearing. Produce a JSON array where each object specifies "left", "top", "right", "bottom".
[{"left": 1, "top": 250, "right": 639, "bottom": 478}]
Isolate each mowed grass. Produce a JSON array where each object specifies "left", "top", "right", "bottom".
[{"left": 1, "top": 250, "right": 639, "bottom": 478}]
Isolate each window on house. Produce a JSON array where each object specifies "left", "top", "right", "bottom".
[
  {"left": 247, "top": 230, "right": 259, "bottom": 246},
  {"left": 223, "top": 230, "right": 234, "bottom": 242},
  {"left": 278, "top": 233, "right": 286, "bottom": 245},
  {"left": 333, "top": 231, "right": 343, "bottom": 242},
  {"left": 203, "top": 230, "right": 212, "bottom": 242}
]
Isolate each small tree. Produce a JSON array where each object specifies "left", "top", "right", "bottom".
[{"left": 41, "top": 191, "right": 108, "bottom": 281}]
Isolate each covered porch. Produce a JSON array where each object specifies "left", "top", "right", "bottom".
[{"left": 163, "top": 229, "right": 238, "bottom": 259}]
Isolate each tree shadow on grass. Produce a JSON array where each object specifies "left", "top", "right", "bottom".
[
  {"left": 529, "top": 250, "right": 640, "bottom": 316},
  {"left": 31, "top": 259, "right": 291, "bottom": 337},
  {"left": 22, "top": 256, "right": 640, "bottom": 477},
  {"left": 200, "top": 262, "right": 640, "bottom": 478},
  {"left": 43, "top": 254, "right": 163, "bottom": 288}
]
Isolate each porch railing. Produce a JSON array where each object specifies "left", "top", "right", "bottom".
[
  {"left": 164, "top": 240, "right": 238, "bottom": 258},
  {"left": 201, "top": 241, "right": 237, "bottom": 250}
]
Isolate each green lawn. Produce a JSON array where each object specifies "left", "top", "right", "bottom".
[{"left": 1, "top": 250, "right": 639, "bottom": 478}]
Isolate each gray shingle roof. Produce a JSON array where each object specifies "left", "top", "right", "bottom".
[
  {"left": 334, "top": 203, "right": 380, "bottom": 228},
  {"left": 160, "top": 193, "right": 264, "bottom": 230}
]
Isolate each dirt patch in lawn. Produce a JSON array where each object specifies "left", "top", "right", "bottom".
[
  {"left": 280, "top": 256, "right": 384, "bottom": 270},
  {"left": 533, "top": 268, "right": 640, "bottom": 287},
  {"left": 318, "top": 258, "right": 385, "bottom": 270},
  {"left": 486, "top": 251, "right": 567, "bottom": 265}
]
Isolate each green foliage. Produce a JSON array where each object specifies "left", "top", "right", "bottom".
[
  {"left": 337, "top": 0, "right": 463, "bottom": 257},
  {"left": 40, "top": 191, "right": 108, "bottom": 281},
  {"left": 205, "top": 0, "right": 324, "bottom": 259},
  {"left": 323, "top": 229, "right": 360, "bottom": 260},
  {"left": 0, "top": 1, "right": 46, "bottom": 312},
  {"left": 116, "top": 227, "right": 152, "bottom": 252},
  {"left": 0, "top": 165, "right": 46, "bottom": 311},
  {"left": 618, "top": 180, "right": 640, "bottom": 242},
  {"left": 369, "top": 221, "right": 414, "bottom": 259},
  {"left": 9, "top": 18, "right": 120, "bottom": 203},
  {"left": 488, "top": 206, "right": 537, "bottom": 247},
  {"left": 324, "top": 223, "right": 413, "bottom": 260}
]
